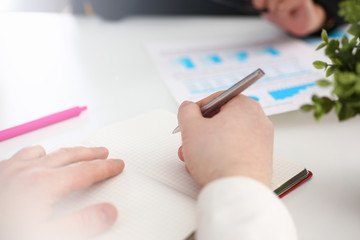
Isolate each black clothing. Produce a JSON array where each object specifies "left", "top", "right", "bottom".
[{"left": 79, "top": 0, "right": 345, "bottom": 32}]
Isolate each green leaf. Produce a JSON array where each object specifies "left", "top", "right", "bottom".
[
  {"left": 316, "top": 42, "right": 327, "bottom": 50},
  {"left": 325, "top": 39, "right": 340, "bottom": 56},
  {"left": 348, "top": 101, "right": 360, "bottom": 108},
  {"left": 314, "top": 110, "right": 324, "bottom": 121},
  {"left": 320, "top": 97, "right": 334, "bottom": 113},
  {"left": 300, "top": 104, "right": 314, "bottom": 112},
  {"left": 302, "top": 0, "right": 360, "bottom": 122},
  {"left": 326, "top": 66, "right": 337, "bottom": 77},
  {"left": 321, "top": 29, "right": 328, "bottom": 43},
  {"left": 331, "top": 58, "right": 342, "bottom": 66},
  {"left": 339, "top": 1, "right": 360, "bottom": 24},
  {"left": 312, "top": 95, "right": 320, "bottom": 102},
  {"left": 314, "top": 102, "right": 323, "bottom": 114},
  {"left": 336, "top": 72, "right": 357, "bottom": 85},
  {"left": 349, "top": 36, "right": 358, "bottom": 48},
  {"left": 356, "top": 62, "right": 360, "bottom": 74},
  {"left": 342, "top": 88, "right": 356, "bottom": 98},
  {"left": 317, "top": 79, "right": 332, "bottom": 87},
  {"left": 335, "top": 101, "right": 342, "bottom": 115},
  {"left": 313, "top": 61, "right": 327, "bottom": 69},
  {"left": 347, "top": 24, "right": 360, "bottom": 37},
  {"left": 355, "top": 81, "right": 360, "bottom": 94},
  {"left": 338, "top": 103, "right": 356, "bottom": 121},
  {"left": 343, "top": 104, "right": 356, "bottom": 120},
  {"left": 341, "top": 35, "right": 349, "bottom": 46}
]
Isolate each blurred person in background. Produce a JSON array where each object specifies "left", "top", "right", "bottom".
[
  {"left": 74, "top": 0, "right": 345, "bottom": 36},
  {"left": 2, "top": 0, "right": 344, "bottom": 37}
]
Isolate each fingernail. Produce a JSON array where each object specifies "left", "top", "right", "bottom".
[{"left": 101, "top": 205, "right": 117, "bottom": 225}]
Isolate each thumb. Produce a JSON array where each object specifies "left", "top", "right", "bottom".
[
  {"left": 46, "top": 203, "right": 117, "bottom": 240},
  {"left": 177, "top": 101, "right": 203, "bottom": 134}
]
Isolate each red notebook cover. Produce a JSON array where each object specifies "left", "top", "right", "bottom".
[{"left": 279, "top": 171, "right": 313, "bottom": 198}]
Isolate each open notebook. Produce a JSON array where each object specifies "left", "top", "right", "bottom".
[{"left": 59, "top": 109, "right": 311, "bottom": 240}]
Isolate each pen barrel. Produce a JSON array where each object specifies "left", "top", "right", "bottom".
[
  {"left": 0, "top": 106, "right": 87, "bottom": 141},
  {"left": 201, "top": 68, "right": 264, "bottom": 116}
]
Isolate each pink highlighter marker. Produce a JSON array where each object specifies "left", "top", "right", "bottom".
[{"left": 0, "top": 106, "right": 87, "bottom": 142}]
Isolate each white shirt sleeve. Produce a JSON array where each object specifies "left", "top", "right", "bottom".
[{"left": 196, "top": 177, "right": 297, "bottom": 240}]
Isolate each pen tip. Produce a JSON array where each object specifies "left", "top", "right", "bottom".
[{"left": 172, "top": 126, "right": 180, "bottom": 134}]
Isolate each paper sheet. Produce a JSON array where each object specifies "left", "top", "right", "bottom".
[
  {"left": 82, "top": 109, "right": 201, "bottom": 199},
  {"left": 60, "top": 109, "right": 306, "bottom": 239},
  {"left": 82, "top": 109, "right": 305, "bottom": 197},
  {"left": 147, "top": 36, "right": 330, "bottom": 115},
  {"left": 58, "top": 170, "right": 196, "bottom": 240}
]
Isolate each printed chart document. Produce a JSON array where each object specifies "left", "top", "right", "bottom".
[
  {"left": 147, "top": 36, "right": 330, "bottom": 115},
  {"left": 58, "top": 110, "right": 311, "bottom": 240}
]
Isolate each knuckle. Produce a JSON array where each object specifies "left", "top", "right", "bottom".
[
  {"left": 251, "top": 99, "right": 263, "bottom": 111},
  {"left": 57, "top": 147, "right": 74, "bottom": 158},
  {"left": 6, "top": 161, "right": 31, "bottom": 174},
  {"left": 28, "top": 168, "right": 52, "bottom": 183},
  {"left": 14, "top": 168, "right": 50, "bottom": 188},
  {"left": 24, "top": 145, "right": 46, "bottom": 156},
  {"left": 58, "top": 147, "right": 71, "bottom": 153},
  {"left": 33, "top": 145, "right": 46, "bottom": 156}
]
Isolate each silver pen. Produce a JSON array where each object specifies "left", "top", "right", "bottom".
[{"left": 172, "top": 68, "right": 265, "bottom": 134}]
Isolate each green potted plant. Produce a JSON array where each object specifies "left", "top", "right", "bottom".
[{"left": 301, "top": 0, "right": 360, "bottom": 121}]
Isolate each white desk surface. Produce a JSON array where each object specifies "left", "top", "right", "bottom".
[{"left": 0, "top": 13, "right": 360, "bottom": 240}]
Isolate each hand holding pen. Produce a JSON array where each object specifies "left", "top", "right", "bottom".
[
  {"left": 173, "top": 68, "right": 264, "bottom": 134},
  {"left": 176, "top": 81, "right": 274, "bottom": 187},
  {"left": 175, "top": 68, "right": 273, "bottom": 240}
]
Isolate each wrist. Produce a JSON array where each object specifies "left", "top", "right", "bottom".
[{"left": 209, "top": 163, "right": 272, "bottom": 189}]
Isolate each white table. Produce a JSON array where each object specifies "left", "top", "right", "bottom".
[{"left": 0, "top": 13, "right": 359, "bottom": 240}]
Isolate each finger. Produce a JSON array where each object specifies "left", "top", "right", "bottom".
[
  {"left": 195, "top": 91, "right": 224, "bottom": 108},
  {"left": 10, "top": 145, "right": 46, "bottom": 161},
  {"left": 252, "top": 0, "right": 267, "bottom": 9},
  {"left": 262, "top": 13, "right": 290, "bottom": 31},
  {"left": 178, "top": 146, "right": 184, "bottom": 162},
  {"left": 47, "top": 203, "right": 117, "bottom": 240},
  {"left": 218, "top": 94, "right": 265, "bottom": 118},
  {"left": 54, "top": 159, "right": 125, "bottom": 198},
  {"left": 268, "top": 0, "right": 283, "bottom": 13},
  {"left": 278, "top": 0, "right": 305, "bottom": 13},
  {"left": 42, "top": 147, "right": 109, "bottom": 168},
  {"left": 177, "top": 91, "right": 225, "bottom": 134},
  {"left": 194, "top": 91, "right": 225, "bottom": 118},
  {"left": 177, "top": 101, "right": 203, "bottom": 135}
]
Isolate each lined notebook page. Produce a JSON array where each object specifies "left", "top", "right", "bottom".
[
  {"left": 82, "top": 109, "right": 201, "bottom": 199},
  {"left": 82, "top": 109, "right": 305, "bottom": 195},
  {"left": 67, "top": 109, "right": 306, "bottom": 239},
  {"left": 57, "top": 170, "right": 196, "bottom": 240},
  {"left": 271, "top": 157, "right": 305, "bottom": 190}
]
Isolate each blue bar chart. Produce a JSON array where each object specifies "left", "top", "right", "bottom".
[
  {"left": 269, "top": 83, "right": 316, "bottom": 100},
  {"left": 148, "top": 36, "right": 330, "bottom": 115}
]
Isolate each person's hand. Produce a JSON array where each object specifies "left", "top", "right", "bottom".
[
  {"left": 252, "top": 0, "right": 326, "bottom": 36},
  {"left": 0, "top": 146, "right": 125, "bottom": 240},
  {"left": 177, "top": 93, "right": 274, "bottom": 187}
]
